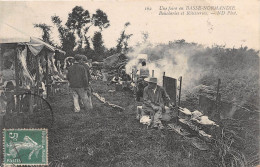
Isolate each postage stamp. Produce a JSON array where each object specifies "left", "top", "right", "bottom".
[{"left": 3, "top": 129, "right": 48, "bottom": 166}]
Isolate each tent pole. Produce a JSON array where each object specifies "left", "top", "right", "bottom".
[
  {"left": 45, "top": 50, "right": 49, "bottom": 99},
  {"left": 15, "top": 45, "right": 20, "bottom": 113},
  {"left": 28, "top": 46, "right": 33, "bottom": 114},
  {"left": 35, "top": 54, "right": 40, "bottom": 108}
]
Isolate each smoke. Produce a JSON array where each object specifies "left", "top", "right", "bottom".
[{"left": 125, "top": 42, "right": 215, "bottom": 90}]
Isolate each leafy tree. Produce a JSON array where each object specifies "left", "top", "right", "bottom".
[
  {"left": 51, "top": 15, "right": 76, "bottom": 56},
  {"left": 66, "top": 6, "right": 91, "bottom": 49},
  {"left": 35, "top": 6, "right": 110, "bottom": 60},
  {"left": 65, "top": 6, "right": 110, "bottom": 53},
  {"left": 116, "top": 22, "right": 133, "bottom": 54},
  {"left": 92, "top": 9, "right": 110, "bottom": 31},
  {"left": 34, "top": 23, "right": 53, "bottom": 45},
  {"left": 92, "top": 32, "right": 105, "bottom": 61}
]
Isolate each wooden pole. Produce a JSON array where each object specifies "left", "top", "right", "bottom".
[
  {"left": 163, "top": 72, "right": 166, "bottom": 88},
  {"left": 15, "top": 46, "right": 20, "bottom": 113},
  {"left": 178, "top": 76, "right": 182, "bottom": 106},
  {"left": 45, "top": 50, "right": 49, "bottom": 99},
  {"left": 26, "top": 46, "right": 34, "bottom": 114},
  {"left": 216, "top": 79, "right": 221, "bottom": 120},
  {"left": 35, "top": 54, "right": 40, "bottom": 108},
  {"left": 177, "top": 76, "right": 182, "bottom": 123},
  {"left": 152, "top": 70, "right": 154, "bottom": 77}
]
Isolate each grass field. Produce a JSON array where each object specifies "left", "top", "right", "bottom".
[{"left": 47, "top": 79, "right": 219, "bottom": 167}]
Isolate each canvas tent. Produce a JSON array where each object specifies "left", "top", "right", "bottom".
[
  {"left": 0, "top": 23, "right": 65, "bottom": 113},
  {"left": 0, "top": 23, "right": 65, "bottom": 55}
]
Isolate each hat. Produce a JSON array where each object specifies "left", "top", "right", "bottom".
[
  {"left": 80, "top": 55, "right": 88, "bottom": 61},
  {"left": 148, "top": 77, "right": 157, "bottom": 84},
  {"left": 74, "top": 54, "right": 82, "bottom": 61}
]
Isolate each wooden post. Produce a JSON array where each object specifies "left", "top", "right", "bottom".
[
  {"left": 177, "top": 76, "right": 182, "bottom": 123},
  {"left": 162, "top": 72, "right": 165, "bottom": 88},
  {"left": 15, "top": 46, "right": 20, "bottom": 113},
  {"left": 35, "top": 54, "right": 40, "bottom": 108},
  {"left": 45, "top": 50, "right": 49, "bottom": 99},
  {"left": 152, "top": 70, "right": 154, "bottom": 77},
  {"left": 178, "top": 76, "right": 182, "bottom": 106},
  {"left": 216, "top": 79, "right": 221, "bottom": 120},
  {"left": 163, "top": 72, "right": 165, "bottom": 88}
]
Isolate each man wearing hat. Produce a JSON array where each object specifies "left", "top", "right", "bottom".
[
  {"left": 142, "top": 77, "right": 171, "bottom": 129},
  {"left": 67, "top": 54, "right": 90, "bottom": 112}
]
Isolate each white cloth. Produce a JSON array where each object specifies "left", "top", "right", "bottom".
[
  {"left": 140, "top": 115, "right": 151, "bottom": 125},
  {"left": 153, "top": 86, "right": 157, "bottom": 94}
]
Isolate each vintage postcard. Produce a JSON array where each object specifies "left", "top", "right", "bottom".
[{"left": 0, "top": 0, "right": 259, "bottom": 166}]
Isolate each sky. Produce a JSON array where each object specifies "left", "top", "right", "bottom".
[{"left": 0, "top": 0, "right": 259, "bottom": 50}]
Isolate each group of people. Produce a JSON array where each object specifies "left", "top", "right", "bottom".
[
  {"left": 66, "top": 54, "right": 93, "bottom": 112},
  {"left": 66, "top": 55, "right": 174, "bottom": 129}
]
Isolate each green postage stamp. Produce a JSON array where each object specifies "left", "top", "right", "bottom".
[{"left": 3, "top": 129, "right": 48, "bottom": 166}]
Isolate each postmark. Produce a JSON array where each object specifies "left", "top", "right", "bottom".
[{"left": 3, "top": 129, "right": 48, "bottom": 166}]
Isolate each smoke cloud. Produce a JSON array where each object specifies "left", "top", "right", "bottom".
[{"left": 125, "top": 42, "right": 215, "bottom": 90}]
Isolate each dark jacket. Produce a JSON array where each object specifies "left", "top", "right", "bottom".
[
  {"left": 67, "top": 63, "right": 88, "bottom": 88},
  {"left": 81, "top": 63, "right": 91, "bottom": 84},
  {"left": 120, "top": 73, "right": 131, "bottom": 81},
  {"left": 142, "top": 85, "right": 170, "bottom": 112}
]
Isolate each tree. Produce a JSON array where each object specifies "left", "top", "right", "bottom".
[
  {"left": 66, "top": 6, "right": 91, "bottom": 48},
  {"left": 92, "top": 32, "right": 105, "bottom": 61},
  {"left": 35, "top": 6, "right": 110, "bottom": 60},
  {"left": 65, "top": 6, "right": 110, "bottom": 52},
  {"left": 34, "top": 23, "right": 53, "bottom": 45},
  {"left": 116, "top": 22, "right": 133, "bottom": 54},
  {"left": 52, "top": 15, "right": 76, "bottom": 56},
  {"left": 92, "top": 9, "right": 110, "bottom": 31}
]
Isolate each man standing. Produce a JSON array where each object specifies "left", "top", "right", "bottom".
[
  {"left": 67, "top": 55, "right": 89, "bottom": 112},
  {"left": 79, "top": 55, "right": 93, "bottom": 110},
  {"left": 136, "top": 61, "right": 149, "bottom": 101},
  {"left": 142, "top": 77, "right": 173, "bottom": 129}
]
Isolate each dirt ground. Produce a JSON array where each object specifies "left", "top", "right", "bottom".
[{"left": 46, "top": 79, "right": 218, "bottom": 167}]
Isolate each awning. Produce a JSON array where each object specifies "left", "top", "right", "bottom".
[
  {"left": 27, "top": 37, "right": 66, "bottom": 56},
  {"left": 0, "top": 23, "right": 66, "bottom": 55}
]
